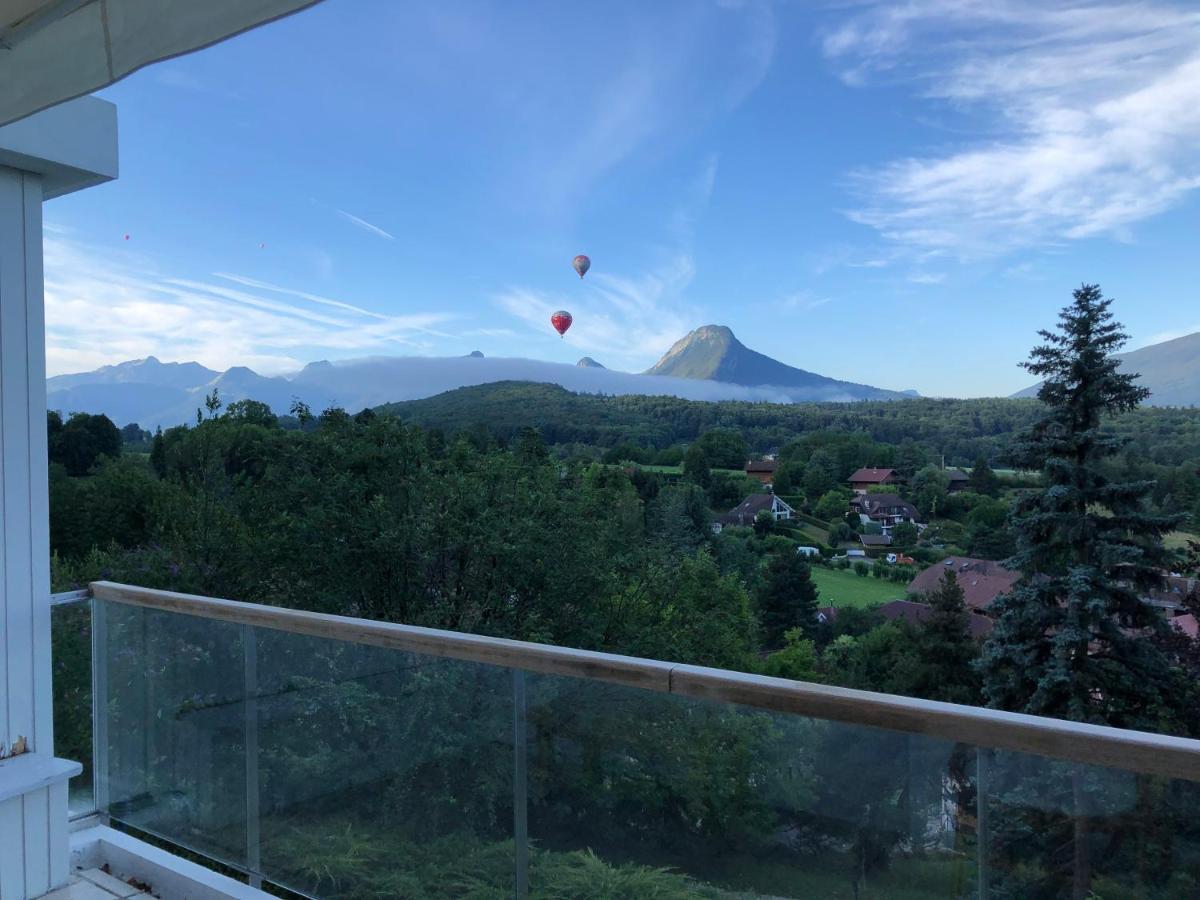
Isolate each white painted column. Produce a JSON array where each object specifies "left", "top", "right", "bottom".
[{"left": 0, "top": 98, "right": 116, "bottom": 900}]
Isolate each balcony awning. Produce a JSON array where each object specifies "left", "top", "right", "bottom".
[{"left": 0, "top": 0, "right": 324, "bottom": 128}]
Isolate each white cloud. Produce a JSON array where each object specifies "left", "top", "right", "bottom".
[
  {"left": 824, "top": 1, "right": 1200, "bottom": 257},
  {"left": 336, "top": 209, "right": 395, "bottom": 241},
  {"left": 43, "top": 238, "right": 451, "bottom": 376},
  {"left": 907, "top": 272, "right": 946, "bottom": 285},
  {"left": 494, "top": 255, "right": 700, "bottom": 369}
]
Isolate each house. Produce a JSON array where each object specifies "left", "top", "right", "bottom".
[
  {"left": 908, "top": 556, "right": 1021, "bottom": 612},
  {"left": 851, "top": 493, "right": 920, "bottom": 532},
  {"left": 820, "top": 600, "right": 994, "bottom": 639},
  {"left": 848, "top": 467, "right": 897, "bottom": 493},
  {"left": 713, "top": 493, "right": 795, "bottom": 532},
  {"left": 859, "top": 534, "right": 893, "bottom": 549},
  {"left": 946, "top": 470, "right": 970, "bottom": 492},
  {"left": 744, "top": 459, "right": 778, "bottom": 485}
]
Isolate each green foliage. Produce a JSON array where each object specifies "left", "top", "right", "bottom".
[
  {"left": 757, "top": 552, "right": 820, "bottom": 647},
  {"left": 682, "top": 443, "right": 712, "bottom": 488},
  {"left": 891, "top": 521, "right": 918, "bottom": 549},
  {"left": 48, "top": 411, "right": 121, "bottom": 475},
  {"left": 761, "top": 628, "right": 821, "bottom": 681},
  {"left": 813, "top": 488, "right": 851, "bottom": 522},
  {"left": 693, "top": 428, "right": 748, "bottom": 469},
  {"left": 968, "top": 453, "right": 1000, "bottom": 496},
  {"left": 853, "top": 561, "right": 869, "bottom": 577}
]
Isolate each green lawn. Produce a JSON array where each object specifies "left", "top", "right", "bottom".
[
  {"left": 810, "top": 566, "right": 908, "bottom": 609},
  {"left": 1164, "top": 531, "right": 1198, "bottom": 550}
]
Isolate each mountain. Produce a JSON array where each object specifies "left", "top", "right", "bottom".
[
  {"left": 646, "top": 325, "right": 909, "bottom": 400},
  {"left": 1012, "top": 331, "right": 1200, "bottom": 406},
  {"left": 46, "top": 329, "right": 916, "bottom": 428},
  {"left": 46, "top": 356, "right": 218, "bottom": 392}
]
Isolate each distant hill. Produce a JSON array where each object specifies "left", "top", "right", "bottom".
[
  {"left": 577, "top": 357, "right": 604, "bottom": 368},
  {"left": 646, "top": 325, "right": 909, "bottom": 400},
  {"left": 1013, "top": 331, "right": 1200, "bottom": 406}
]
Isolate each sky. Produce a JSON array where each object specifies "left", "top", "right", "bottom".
[{"left": 41, "top": 0, "right": 1200, "bottom": 397}]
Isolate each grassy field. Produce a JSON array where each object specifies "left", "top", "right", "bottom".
[
  {"left": 1164, "top": 531, "right": 1198, "bottom": 550},
  {"left": 637, "top": 464, "right": 745, "bottom": 476},
  {"left": 810, "top": 566, "right": 908, "bottom": 609}
]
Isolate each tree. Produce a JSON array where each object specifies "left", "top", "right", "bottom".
[
  {"left": 149, "top": 427, "right": 166, "bottom": 478},
  {"left": 803, "top": 448, "right": 839, "bottom": 498},
  {"left": 911, "top": 465, "right": 950, "bottom": 519},
  {"left": 514, "top": 426, "right": 548, "bottom": 465},
  {"left": 753, "top": 508, "right": 775, "bottom": 537},
  {"left": 814, "top": 489, "right": 851, "bottom": 522},
  {"left": 761, "top": 628, "right": 821, "bottom": 681},
  {"left": 891, "top": 521, "right": 918, "bottom": 550},
  {"left": 50, "top": 412, "right": 122, "bottom": 476},
  {"left": 225, "top": 399, "right": 278, "bottom": 428},
  {"left": 968, "top": 454, "right": 1000, "bottom": 496},
  {"left": 682, "top": 443, "right": 711, "bottom": 488},
  {"left": 694, "top": 429, "right": 748, "bottom": 470},
  {"left": 912, "top": 571, "right": 980, "bottom": 705},
  {"left": 979, "top": 285, "right": 1183, "bottom": 899},
  {"left": 757, "top": 552, "right": 820, "bottom": 647}
]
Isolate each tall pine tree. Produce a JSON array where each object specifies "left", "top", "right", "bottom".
[{"left": 980, "top": 284, "right": 1180, "bottom": 728}]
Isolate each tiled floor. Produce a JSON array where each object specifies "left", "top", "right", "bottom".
[{"left": 38, "top": 868, "right": 150, "bottom": 899}]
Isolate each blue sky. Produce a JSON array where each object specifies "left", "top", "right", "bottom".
[{"left": 42, "top": 0, "right": 1200, "bottom": 397}]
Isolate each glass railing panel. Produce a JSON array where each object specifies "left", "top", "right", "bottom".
[
  {"left": 96, "top": 599, "right": 248, "bottom": 867},
  {"left": 51, "top": 597, "right": 94, "bottom": 816},
  {"left": 523, "top": 674, "right": 976, "bottom": 898},
  {"left": 251, "top": 628, "right": 516, "bottom": 898}
]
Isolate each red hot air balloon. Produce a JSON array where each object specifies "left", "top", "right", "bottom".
[
  {"left": 123, "top": 234, "right": 130, "bottom": 241},
  {"left": 550, "top": 310, "right": 573, "bottom": 338},
  {"left": 572, "top": 255, "right": 590, "bottom": 279}
]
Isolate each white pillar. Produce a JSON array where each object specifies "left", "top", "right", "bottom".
[{"left": 0, "top": 97, "right": 116, "bottom": 900}]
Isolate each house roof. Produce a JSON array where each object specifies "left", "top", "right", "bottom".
[
  {"left": 849, "top": 467, "right": 895, "bottom": 483},
  {"left": 908, "top": 556, "right": 1020, "bottom": 612},
  {"left": 719, "top": 492, "right": 793, "bottom": 525},
  {"left": 859, "top": 534, "right": 892, "bottom": 547},
  {"left": 1171, "top": 613, "right": 1199, "bottom": 639},
  {"left": 946, "top": 470, "right": 969, "bottom": 482},
  {"left": 818, "top": 600, "right": 993, "bottom": 639},
  {"left": 744, "top": 460, "right": 778, "bottom": 474},
  {"left": 852, "top": 494, "right": 919, "bottom": 520}
]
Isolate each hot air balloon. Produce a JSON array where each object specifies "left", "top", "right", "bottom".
[
  {"left": 123, "top": 234, "right": 130, "bottom": 241},
  {"left": 550, "top": 310, "right": 573, "bottom": 338},
  {"left": 572, "top": 255, "right": 590, "bottom": 279}
]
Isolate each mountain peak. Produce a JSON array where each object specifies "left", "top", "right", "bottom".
[
  {"left": 577, "top": 356, "right": 605, "bottom": 369},
  {"left": 646, "top": 323, "right": 905, "bottom": 400}
]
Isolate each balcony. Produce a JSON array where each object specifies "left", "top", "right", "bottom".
[{"left": 48, "top": 582, "right": 1200, "bottom": 899}]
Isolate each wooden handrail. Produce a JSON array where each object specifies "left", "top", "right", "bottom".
[{"left": 89, "top": 580, "right": 1200, "bottom": 783}]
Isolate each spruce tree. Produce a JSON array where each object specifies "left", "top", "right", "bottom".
[
  {"left": 979, "top": 284, "right": 1183, "bottom": 899},
  {"left": 968, "top": 453, "right": 1000, "bottom": 496},
  {"left": 914, "top": 570, "right": 980, "bottom": 705},
  {"left": 980, "top": 284, "right": 1181, "bottom": 728},
  {"left": 757, "top": 552, "right": 820, "bottom": 648}
]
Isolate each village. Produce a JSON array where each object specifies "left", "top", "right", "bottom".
[{"left": 704, "top": 459, "right": 1200, "bottom": 644}]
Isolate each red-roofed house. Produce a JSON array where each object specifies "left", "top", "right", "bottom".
[
  {"left": 908, "top": 556, "right": 1021, "bottom": 612},
  {"left": 848, "top": 468, "right": 897, "bottom": 493},
  {"left": 744, "top": 459, "right": 778, "bottom": 485}
]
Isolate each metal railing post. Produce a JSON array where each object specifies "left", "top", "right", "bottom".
[
  {"left": 91, "top": 597, "right": 109, "bottom": 820},
  {"left": 243, "top": 624, "right": 262, "bottom": 889},
  {"left": 513, "top": 669, "right": 529, "bottom": 900},
  {"left": 977, "top": 747, "right": 990, "bottom": 899}
]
